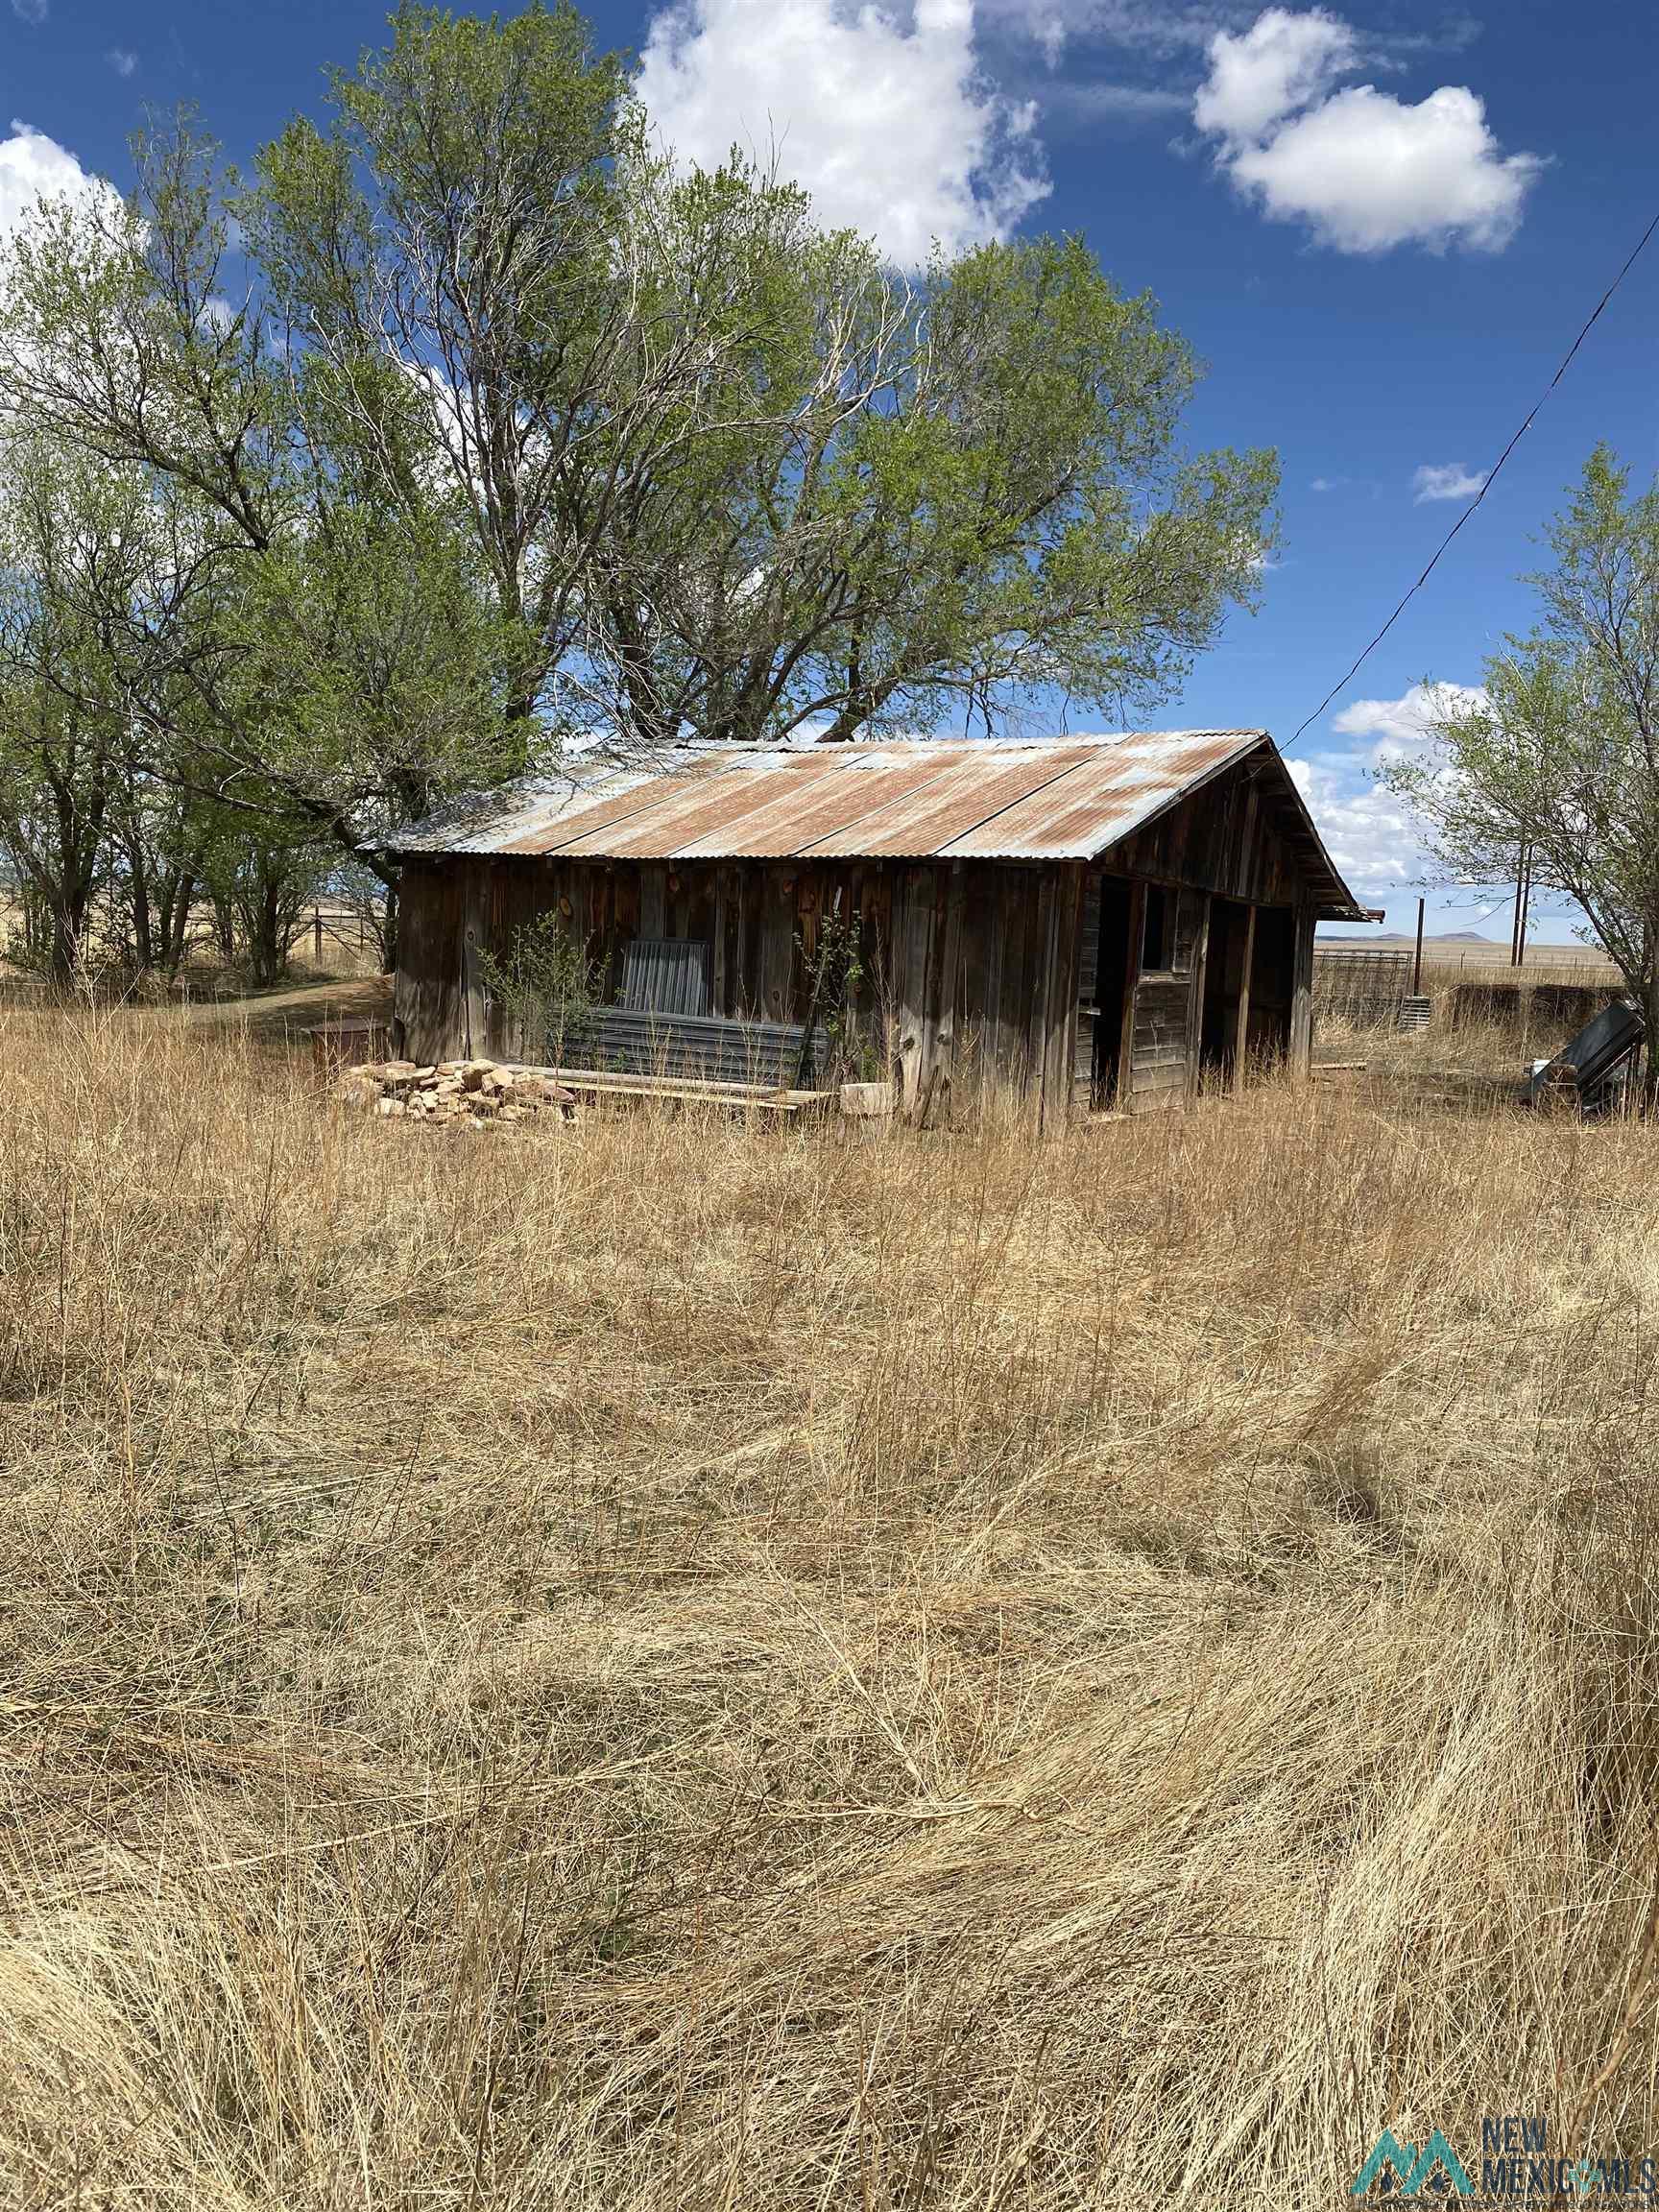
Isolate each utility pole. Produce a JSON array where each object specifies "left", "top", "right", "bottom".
[
  {"left": 1509, "top": 844, "right": 1531, "bottom": 967},
  {"left": 1412, "top": 897, "right": 1425, "bottom": 997}
]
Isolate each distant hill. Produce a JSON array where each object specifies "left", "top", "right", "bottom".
[{"left": 1318, "top": 929, "right": 1498, "bottom": 947}]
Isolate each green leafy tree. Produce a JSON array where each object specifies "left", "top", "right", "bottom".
[
  {"left": 193, "top": 803, "right": 331, "bottom": 988},
  {"left": 1386, "top": 446, "right": 1659, "bottom": 1092},
  {"left": 247, "top": 0, "right": 643, "bottom": 744},
  {"left": 0, "top": 435, "right": 167, "bottom": 985},
  {"left": 0, "top": 0, "right": 1277, "bottom": 899},
  {"left": 0, "top": 111, "right": 514, "bottom": 936},
  {"left": 585, "top": 197, "right": 1277, "bottom": 744},
  {"left": 247, "top": 7, "right": 1274, "bottom": 749},
  {"left": 105, "top": 768, "right": 208, "bottom": 982}
]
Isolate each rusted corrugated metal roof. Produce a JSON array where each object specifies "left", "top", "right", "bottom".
[
  {"left": 385, "top": 730, "right": 1366, "bottom": 915},
  {"left": 941, "top": 730, "right": 1256, "bottom": 858}
]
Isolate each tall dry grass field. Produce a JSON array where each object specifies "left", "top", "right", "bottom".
[{"left": 3, "top": 1009, "right": 1659, "bottom": 2207}]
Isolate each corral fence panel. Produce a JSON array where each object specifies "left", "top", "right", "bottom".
[{"left": 1314, "top": 948, "right": 1414, "bottom": 1028}]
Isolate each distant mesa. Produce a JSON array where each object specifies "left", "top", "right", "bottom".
[{"left": 1319, "top": 928, "right": 1498, "bottom": 946}]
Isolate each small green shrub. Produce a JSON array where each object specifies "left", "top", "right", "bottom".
[{"left": 477, "top": 911, "right": 599, "bottom": 1063}]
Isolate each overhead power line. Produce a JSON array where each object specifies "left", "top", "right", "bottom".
[{"left": 1285, "top": 205, "right": 1659, "bottom": 754}]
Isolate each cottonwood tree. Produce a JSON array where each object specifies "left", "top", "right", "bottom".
[
  {"left": 104, "top": 769, "right": 206, "bottom": 980},
  {"left": 0, "top": 0, "right": 1277, "bottom": 873},
  {"left": 191, "top": 497, "right": 511, "bottom": 963},
  {"left": 1387, "top": 446, "right": 1659, "bottom": 1088},
  {"left": 247, "top": 5, "right": 861, "bottom": 746},
  {"left": 0, "top": 437, "right": 173, "bottom": 984},
  {"left": 0, "top": 111, "right": 513, "bottom": 923},
  {"left": 248, "top": 3, "right": 1276, "bottom": 749},
  {"left": 579, "top": 204, "right": 1277, "bottom": 746}
]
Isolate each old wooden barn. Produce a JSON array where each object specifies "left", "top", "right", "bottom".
[{"left": 386, "top": 729, "right": 1367, "bottom": 1119}]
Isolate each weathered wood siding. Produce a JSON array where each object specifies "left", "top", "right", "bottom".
[
  {"left": 397, "top": 854, "right": 901, "bottom": 1064},
  {"left": 1102, "top": 757, "right": 1327, "bottom": 1111},
  {"left": 393, "top": 863, "right": 464, "bottom": 1060},
  {"left": 1289, "top": 897, "right": 1316, "bottom": 1075},
  {"left": 392, "top": 752, "right": 1325, "bottom": 1114},
  {"left": 395, "top": 850, "right": 1080, "bottom": 1119}
]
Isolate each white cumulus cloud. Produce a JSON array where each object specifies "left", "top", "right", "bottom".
[
  {"left": 106, "top": 48, "right": 138, "bottom": 79},
  {"left": 1193, "top": 7, "right": 1543, "bottom": 253},
  {"left": 0, "top": 121, "right": 120, "bottom": 242},
  {"left": 1291, "top": 682, "right": 1488, "bottom": 890},
  {"left": 1288, "top": 756, "right": 1425, "bottom": 889},
  {"left": 637, "top": 0, "right": 1048, "bottom": 266},
  {"left": 1412, "top": 461, "right": 1485, "bottom": 503},
  {"left": 1332, "top": 680, "right": 1485, "bottom": 766},
  {"left": 1192, "top": 6, "right": 1351, "bottom": 141}
]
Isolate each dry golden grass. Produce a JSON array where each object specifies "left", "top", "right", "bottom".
[
  {"left": 3, "top": 1008, "right": 1659, "bottom": 2207},
  {"left": 1415, "top": 945, "right": 1619, "bottom": 984}
]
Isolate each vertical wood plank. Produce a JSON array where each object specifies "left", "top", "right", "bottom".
[
  {"left": 1233, "top": 902, "right": 1258, "bottom": 1094},
  {"left": 895, "top": 867, "right": 937, "bottom": 1118},
  {"left": 1118, "top": 878, "right": 1145, "bottom": 1110},
  {"left": 1236, "top": 781, "right": 1261, "bottom": 904},
  {"left": 639, "top": 865, "right": 666, "bottom": 941},
  {"left": 935, "top": 861, "right": 967, "bottom": 1083},
  {"left": 1289, "top": 896, "right": 1315, "bottom": 1074},
  {"left": 740, "top": 868, "right": 763, "bottom": 1015},
  {"left": 461, "top": 863, "right": 486, "bottom": 1060},
  {"left": 1187, "top": 892, "right": 1213, "bottom": 1096},
  {"left": 1036, "top": 863, "right": 1083, "bottom": 1133},
  {"left": 758, "top": 870, "right": 795, "bottom": 1020}
]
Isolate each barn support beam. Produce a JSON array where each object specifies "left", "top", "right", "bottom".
[
  {"left": 462, "top": 870, "right": 486, "bottom": 1060},
  {"left": 1187, "top": 892, "right": 1212, "bottom": 1099},
  {"left": 1233, "top": 902, "right": 1258, "bottom": 1094},
  {"left": 1118, "top": 878, "right": 1145, "bottom": 1111},
  {"left": 1289, "top": 897, "right": 1315, "bottom": 1075},
  {"left": 1037, "top": 862, "right": 1085, "bottom": 1133}
]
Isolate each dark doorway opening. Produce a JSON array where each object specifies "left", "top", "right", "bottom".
[
  {"left": 1091, "top": 875, "right": 1135, "bottom": 1106},
  {"left": 1201, "top": 899, "right": 1251, "bottom": 1081},
  {"left": 1246, "top": 905, "right": 1293, "bottom": 1068}
]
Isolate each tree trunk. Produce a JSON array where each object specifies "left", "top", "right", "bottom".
[
  {"left": 127, "top": 839, "right": 154, "bottom": 974},
  {"left": 48, "top": 900, "right": 78, "bottom": 992},
  {"left": 246, "top": 878, "right": 284, "bottom": 989},
  {"left": 44, "top": 853, "right": 97, "bottom": 992},
  {"left": 1643, "top": 971, "right": 1659, "bottom": 1114},
  {"left": 161, "top": 873, "right": 195, "bottom": 978}
]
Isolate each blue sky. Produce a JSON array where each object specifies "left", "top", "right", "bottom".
[{"left": 1, "top": 0, "right": 1654, "bottom": 940}]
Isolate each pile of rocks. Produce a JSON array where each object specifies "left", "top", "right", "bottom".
[{"left": 340, "top": 1058, "right": 577, "bottom": 1129}]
